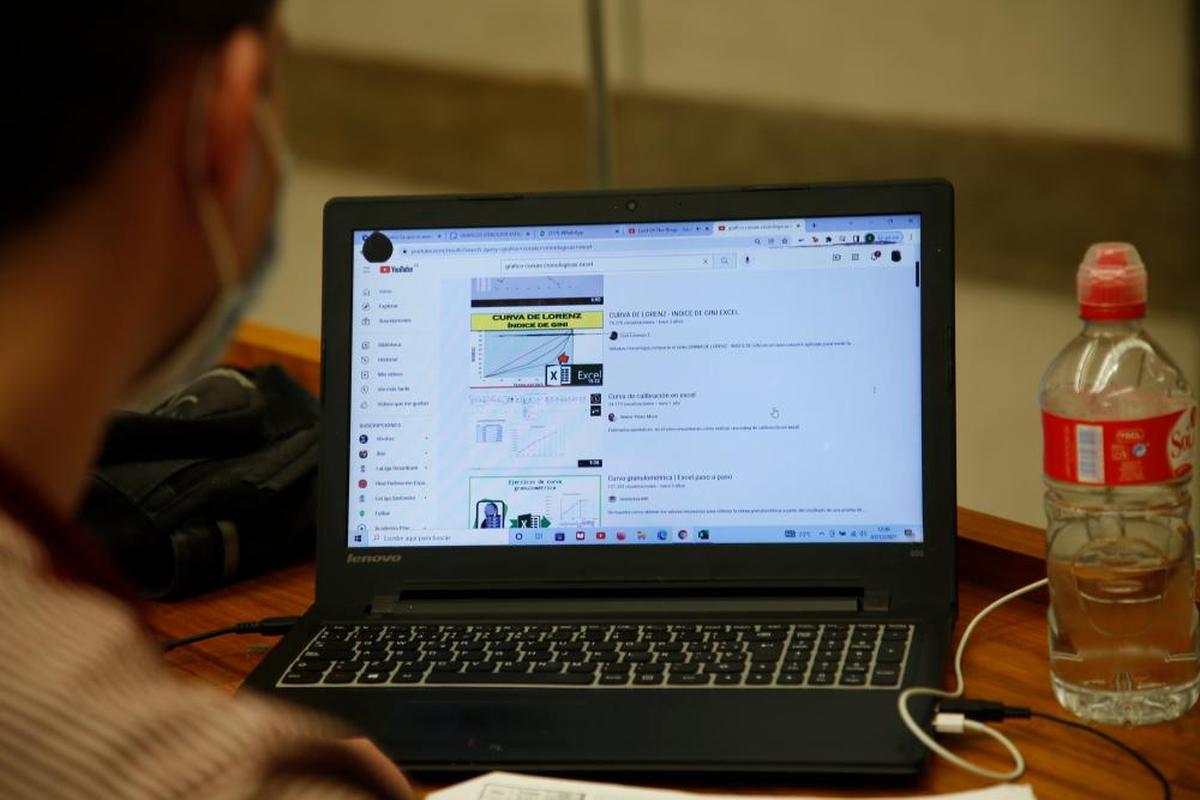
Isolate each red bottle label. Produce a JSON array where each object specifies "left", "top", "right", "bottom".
[{"left": 1042, "top": 405, "right": 1196, "bottom": 485}]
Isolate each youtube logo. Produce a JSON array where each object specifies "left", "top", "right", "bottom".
[{"left": 379, "top": 265, "right": 391, "bottom": 274}]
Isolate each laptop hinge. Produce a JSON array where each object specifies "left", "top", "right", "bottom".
[
  {"left": 861, "top": 589, "right": 891, "bottom": 613},
  {"left": 369, "top": 587, "right": 890, "bottom": 617},
  {"left": 371, "top": 595, "right": 407, "bottom": 616}
]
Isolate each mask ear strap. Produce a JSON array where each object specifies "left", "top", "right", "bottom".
[
  {"left": 185, "top": 55, "right": 240, "bottom": 290},
  {"left": 253, "top": 99, "right": 290, "bottom": 179}
]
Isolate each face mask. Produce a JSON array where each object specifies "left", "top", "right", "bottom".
[{"left": 121, "top": 61, "right": 289, "bottom": 411}]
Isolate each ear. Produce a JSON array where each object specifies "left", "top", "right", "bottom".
[{"left": 197, "top": 28, "right": 271, "bottom": 216}]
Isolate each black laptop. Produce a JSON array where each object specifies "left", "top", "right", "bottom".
[{"left": 246, "top": 180, "right": 957, "bottom": 774}]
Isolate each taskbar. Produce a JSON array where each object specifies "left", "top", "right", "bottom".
[{"left": 349, "top": 523, "right": 923, "bottom": 548}]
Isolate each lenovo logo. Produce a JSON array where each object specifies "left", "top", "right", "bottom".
[{"left": 346, "top": 553, "right": 404, "bottom": 564}]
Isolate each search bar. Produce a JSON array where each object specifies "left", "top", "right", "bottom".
[{"left": 502, "top": 254, "right": 720, "bottom": 273}]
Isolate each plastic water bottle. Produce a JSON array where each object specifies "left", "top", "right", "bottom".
[{"left": 1040, "top": 243, "right": 1198, "bottom": 725}]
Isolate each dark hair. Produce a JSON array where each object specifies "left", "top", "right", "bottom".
[{"left": 0, "top": 2, "right": 275, "bottom": 239}]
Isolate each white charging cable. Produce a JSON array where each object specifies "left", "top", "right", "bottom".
[{"left": 897, "top": 577, "right": 1049, "bottom": 781}]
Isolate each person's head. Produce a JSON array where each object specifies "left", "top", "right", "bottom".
[{"left": 1, "top": 2, "right": 285, "bottom": 404}]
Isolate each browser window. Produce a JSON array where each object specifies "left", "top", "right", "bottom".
[{"left": 347, "top": 214, "right": 923, "bottom": 548}]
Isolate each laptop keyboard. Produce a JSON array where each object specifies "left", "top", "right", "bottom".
[{"left": 278, "top": 622, "right": 913, "bottom": 689}]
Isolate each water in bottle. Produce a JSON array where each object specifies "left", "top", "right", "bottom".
[{"left": 1041, "top": 242, "right": 1198, "bottom": 725}]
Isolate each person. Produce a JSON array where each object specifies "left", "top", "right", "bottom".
[{"left": 0, "top": 3, "right": 412, "bottom": 797}]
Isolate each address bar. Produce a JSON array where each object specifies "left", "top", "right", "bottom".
[
  {"left": 502, "top": 253, "right": 720, "bottom": 273},
  {"left": 409, "top": 242, "right": 595, "bottom": 256}
]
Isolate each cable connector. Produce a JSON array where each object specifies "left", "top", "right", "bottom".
[
  {"left": 938, "top": 698, "right": 1031, "bottom": 722},
  {"left": 162, "top": 616, "right": 299, "bottom": 652},
  {"left": 897, "top": 577, "right": 1048, "bottom": 782},
  {"left": 934, "top": 712, "right": 966, "bottom": 735}
]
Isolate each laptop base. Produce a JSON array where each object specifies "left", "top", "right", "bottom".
[{"left": 245, "top": 608, "right": 947, "bottom": 774}]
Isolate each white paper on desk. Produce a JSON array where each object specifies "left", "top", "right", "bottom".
[{"left": 426, "top": 771, "right": 1037, "bottom": 800}]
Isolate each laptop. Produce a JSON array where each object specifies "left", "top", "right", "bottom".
[{"left": 246, "top": 180, "right": 957, "bottom": 774}]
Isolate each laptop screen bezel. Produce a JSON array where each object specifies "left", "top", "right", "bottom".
[{"left": 316, "top": 181, "right": 955, "bottom": 609}]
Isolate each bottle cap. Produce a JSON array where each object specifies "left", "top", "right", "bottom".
[{"left": 1076, "top": 242, "right": 1147, "bottom": 320}]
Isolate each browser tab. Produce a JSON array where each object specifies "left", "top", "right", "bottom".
[
  {"left": 624, "top": 223, "right": 713, "bottom": 237},
  {"left": 713, "top": 220, "right": 805, "bottom": 236}
]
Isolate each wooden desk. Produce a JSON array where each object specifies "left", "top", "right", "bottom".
[{"left": 148, "top": 512, "right": 1200, "bottom": 799}]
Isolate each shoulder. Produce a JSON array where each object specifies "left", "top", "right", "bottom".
[
  {"left": 0, "top": 511, "right": 47, "bottom": 572},
  {"left": 0, "top": 513, "right": 390, "bottom": 799}
]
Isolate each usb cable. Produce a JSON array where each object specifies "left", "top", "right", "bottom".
[
  {"left": 934, "top": 699, "right": 1170, "bottom": 798},
  {"left": 897, "top": 578, "right": 1048, "bottom": 781},
  {"left": 898, "top": 578, "right": 1171, "bottom": 799}
]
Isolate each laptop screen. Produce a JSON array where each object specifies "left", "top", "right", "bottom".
[{"left": 347, "top": 214, "right": 923, "bottom": 549}]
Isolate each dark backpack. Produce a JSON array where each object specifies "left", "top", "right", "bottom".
[{"left": 80, "top": 365, "right": 319, "bottom": 598}]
